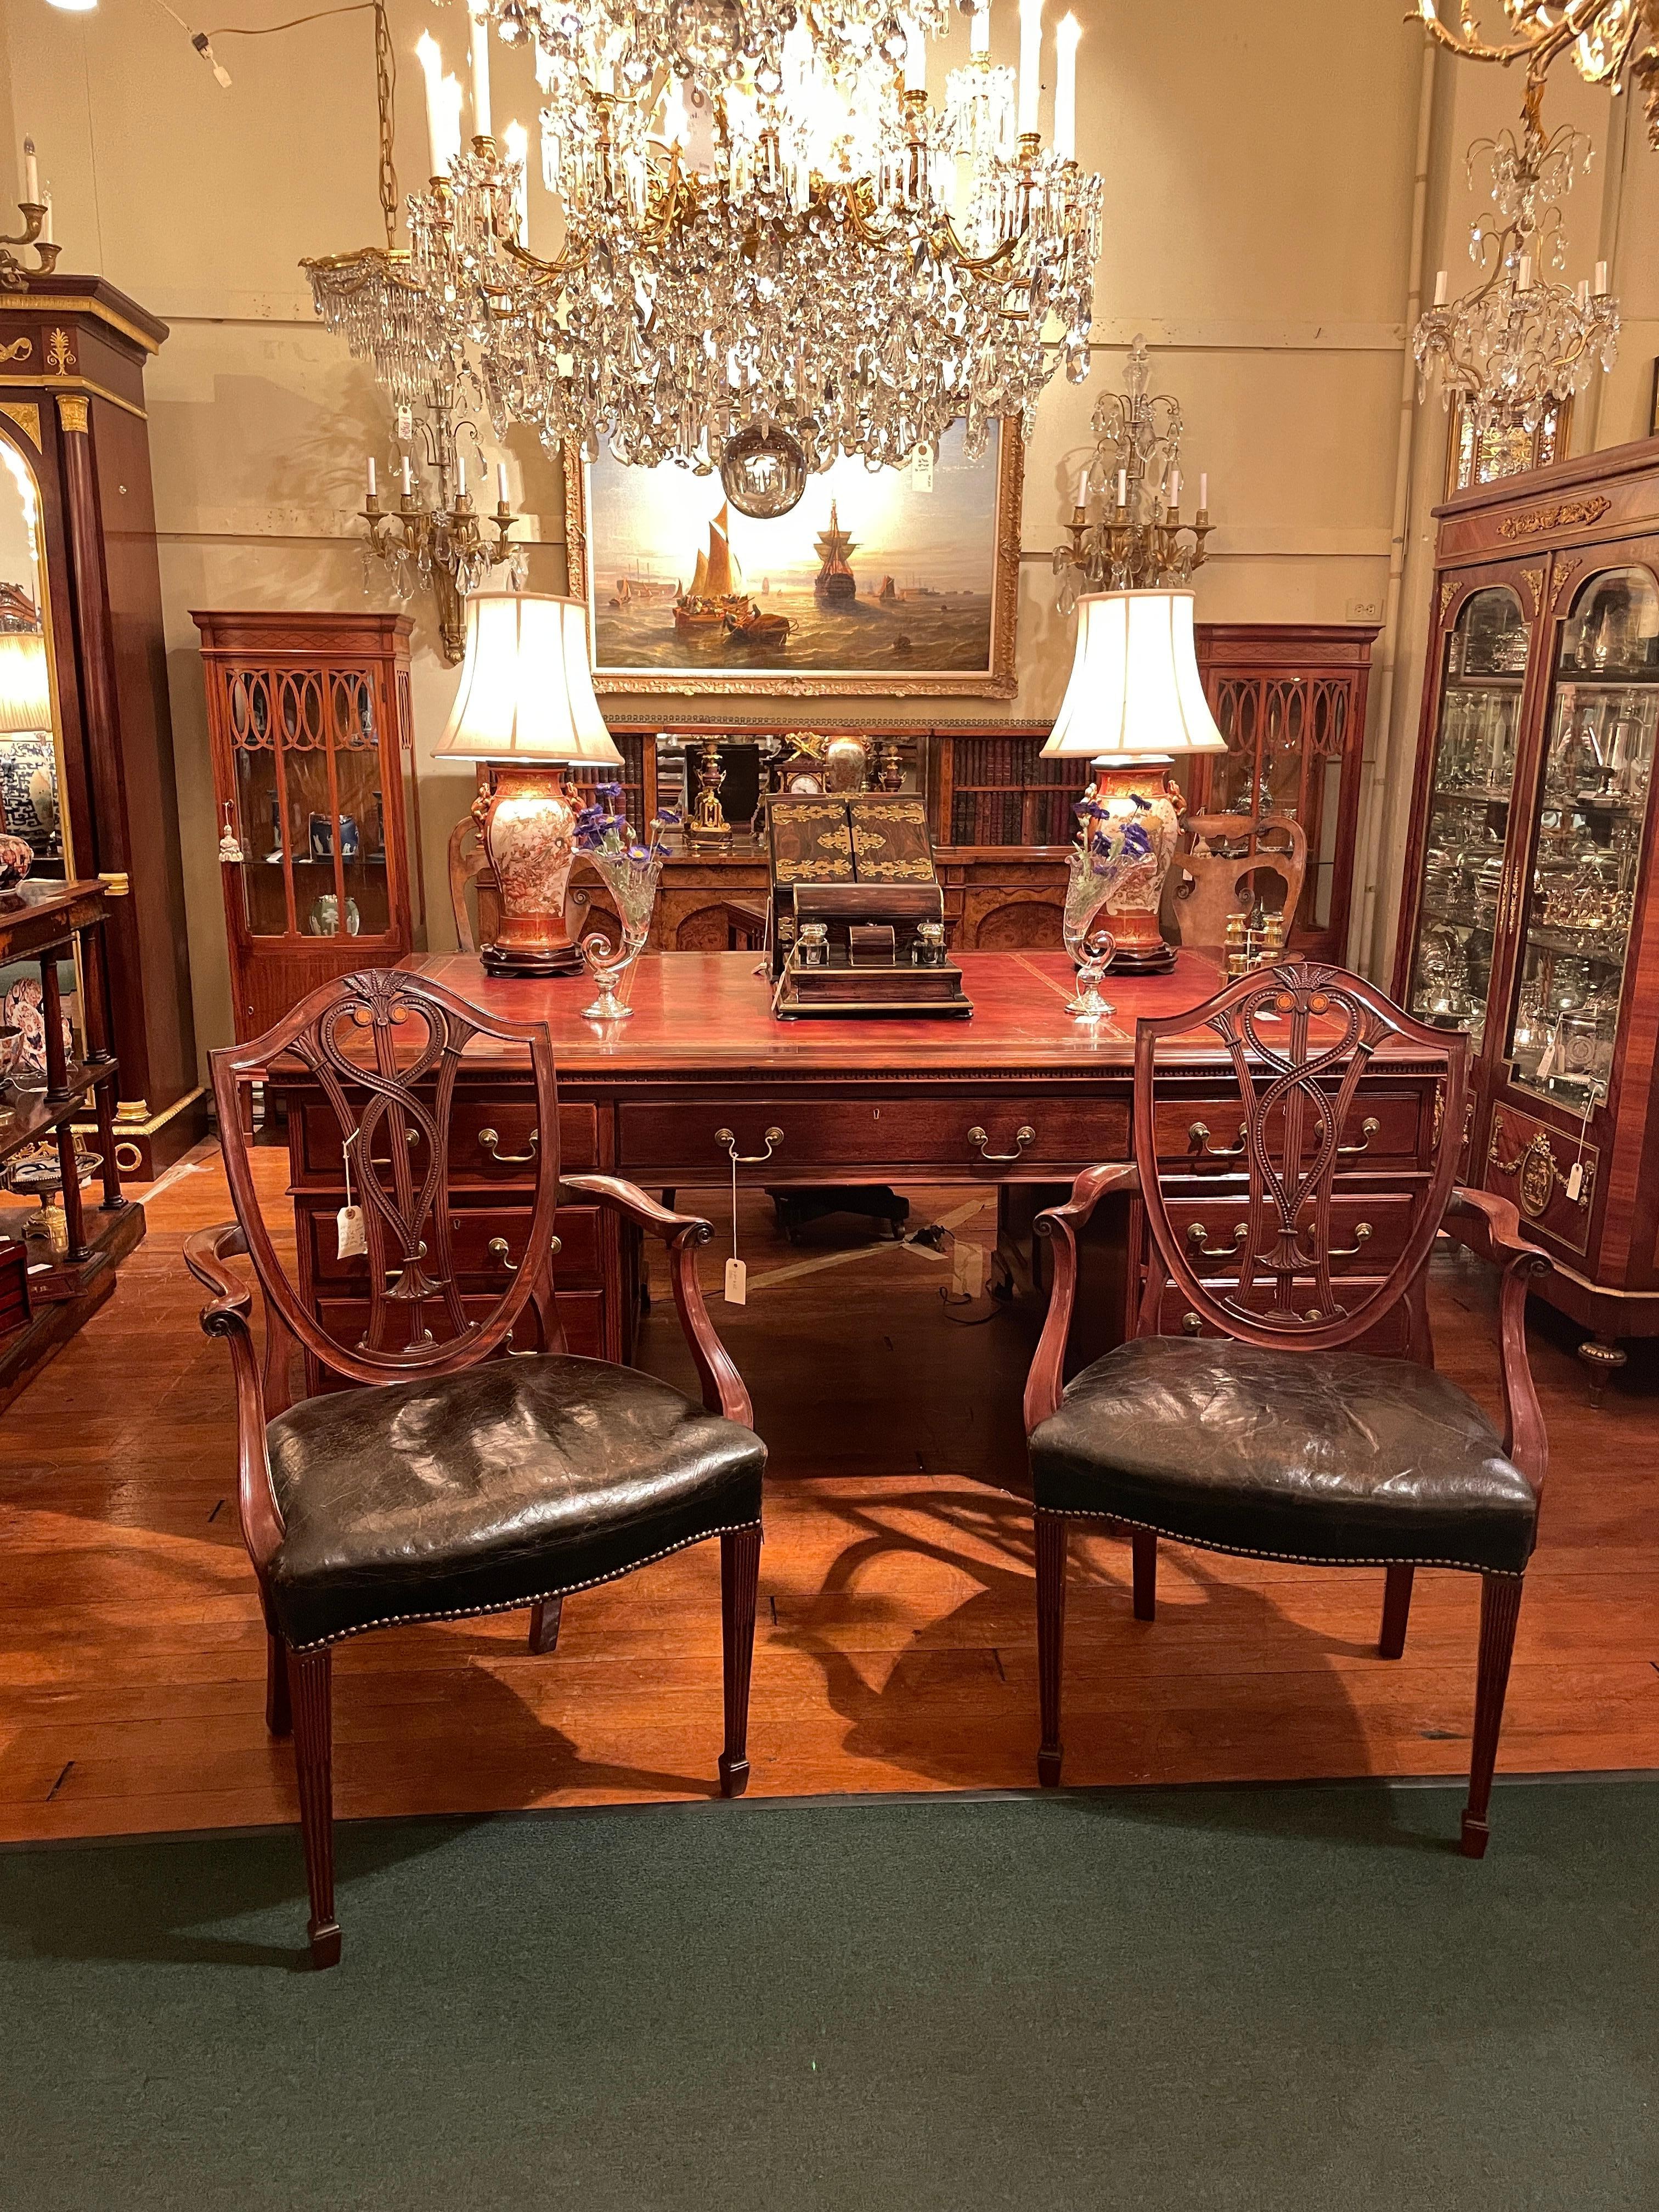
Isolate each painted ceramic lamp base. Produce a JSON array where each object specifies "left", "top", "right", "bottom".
[
  {"left": 477, "top": 766, "right": 583, "bottom": 978},
  {"left": 1092, "top": 759, "right": 1182, "bottom": 973}
]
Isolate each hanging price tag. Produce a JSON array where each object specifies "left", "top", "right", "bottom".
[
  {"left": 1566, "top": 1161, "right": 1584, "bottom": 1203},
  {"left": 337, "top": 1138, "right": 366, "bottom": 1259},
  {"left": 724, "top": 1144, "right": 746, "bottom": 1302}
]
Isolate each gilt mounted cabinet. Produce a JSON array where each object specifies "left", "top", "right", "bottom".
[
  {"left": 194, "top": 611, "right": 424, "bottom": 1041},
  {"left": 1392, "top": 435, "right": 1659, "bottom": 1391},
  {"left": 0, "top": 274, "right": 203, "bottom": 1175}
]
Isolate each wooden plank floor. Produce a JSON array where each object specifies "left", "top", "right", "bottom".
[{"left": 2, "top": 1145, "right": 1656, "bottom": 1843}]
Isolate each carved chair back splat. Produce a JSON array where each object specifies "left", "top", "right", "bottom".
[
  {"left": 211, "top": 967, "right": 565, "bottom": 1390},
  {"left": 1131, "top": 962, "right": 1468, "bottom": 1354}
]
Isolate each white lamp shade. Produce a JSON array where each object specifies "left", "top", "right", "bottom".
[
  {"left": 1041, "top": 589, "right": 1228, "bottom": 761},
  {"left": 0, "top": 631, "right": 50, "bottom": 735},
  {"left": 432, "top": 592, "right": 623, "bottom": 766}
]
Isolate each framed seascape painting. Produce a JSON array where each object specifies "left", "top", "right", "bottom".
[{"left": 566, "top": 420, "right": 1023, "bottom": 698}]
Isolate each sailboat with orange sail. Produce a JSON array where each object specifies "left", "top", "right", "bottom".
[{"left": 674, "top": 501, "right": 790, "bottom": 648}]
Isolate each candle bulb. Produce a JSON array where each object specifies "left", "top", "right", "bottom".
[
  {"left": 1073, "top": 465, "right": 1088, "bottom": 512},
  {"left": 1595, "top": 259, "right": 1609, "bottom": 296},
  {"left": 971, "top": 0, "right": 991, "bottom": 57},
  {"left": 417, "top": 34, "right": 447, "bottom": 177},
  {"left": 1432, "top": 268, "right": 1447, "bottom": 307},
  {"left": 367, "top": 457, "right": 377, "bottom": 498},
  {"left": 401, "top": 456, "right": 414, "bottom": 497},
  {"left": 504, "top": 118, "right": 529, "bottom": 240},
  {"left": 22, "top": 138, "right": 38, "bottom": 205},
  {"left": 1053, "top": 13, "right": 1080, "bottom": 162},
  {"left": 439, "top": 75, "right": 465, "bottom": 173},
  {"left": 497, "top": 460, "right": 509, "bottom": 505},
  {"left": 1517, "top": 253, "right": 1532, "bottom": 292},
  {"left": 1577, "top": 278, "right": 1590, "bottom": 312},
  {"left": 469, "top": 5, "right": 492, "bottom": 139},
  {"left": 40, "top": 189, "right": 51, "bottom": 246},
  {"left": 903, "top": 17, "right": 927, "bottom": 93},
  {"left": 1018, "top": 0, "right": 1043, "bottom": 136},
  {"left": 1199, "top": 472, "right": 1209, "bottom": 512},
  {"left": 1167, "top": 466, "right": 1181, "bottom": 509},
  {"left": 1116, "top": 466, "right": 1127, "bottom": 509}
]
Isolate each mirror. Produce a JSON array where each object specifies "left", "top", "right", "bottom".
[{"left": 0, "top": 436, "right": 67, "bottom": 882}]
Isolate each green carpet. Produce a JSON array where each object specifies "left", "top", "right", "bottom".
[{"left": 4, "top": 1781, "right": 1656, "bottom": 2210}]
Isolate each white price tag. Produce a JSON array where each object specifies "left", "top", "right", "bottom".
[
  {"left": 724, "top": 1256, "right": 747, "bottom": 1306},
  {"left": 910, "top": 446, "right": 934, "bottom": 492},
  {"left": 337, "top": 1204, "right": 366, "bottom": 1259},
  {"left": 1566, "top": 1161, "right": 1583, "bottom": 1202},
  {"left": 951, "top": 1239, "right": 985, "bottom": 1300}
]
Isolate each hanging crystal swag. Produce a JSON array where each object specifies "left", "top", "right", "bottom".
[{"left": 304, "top": 0, "right": 1103, "bottom": 513}]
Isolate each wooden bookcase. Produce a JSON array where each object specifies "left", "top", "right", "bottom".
[
  {"left": 194, "top": 612, "right": 425, "bottom": 1041},
  {"left": 1391, "top": 434, "right": 1659, "bottom": 1391}
]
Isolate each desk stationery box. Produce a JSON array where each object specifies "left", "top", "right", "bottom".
[{"left": 767, "top": 795, "right": 972, "bottom": 1016}]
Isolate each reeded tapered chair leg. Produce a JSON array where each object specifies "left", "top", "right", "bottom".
[
  {"left": 290, "top": 1647, "right": 341, "bottom": 1967},
  {"left": 1035, "top": 1511, "right": 1068, "bottom": 1787},
  {"left": 1379, "top": 1565, "right": 1414, "bottom": 1660},
  {"left": 265, "top": 1629, "right": 292, "bottom": 1737},
  {"left": 1131, "top": 1530, "right": 1157, "bottom": 1622},
  {"left": 528, "top": 1596, "right": 562, "bottom": 1654},
  {"left": 1460, "top": 1573, "right": 1524, "bottom": 1860},
  {"left": 718, "top": 1525, "right": 762, "bottom": 1798}
]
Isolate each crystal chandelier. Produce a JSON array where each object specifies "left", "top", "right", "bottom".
[
  {"left": 1052, "top": 338, "right": 1212, "bottom": 613},
  {"left": 1416, "top": 2, "right": 1659, "bottom": 151},
  {"left": 307, "top": 0, "right": 1103, "bottom": 520},
  {"left": 1413, "top": 88, "right": 1620, "bottom": 443}
]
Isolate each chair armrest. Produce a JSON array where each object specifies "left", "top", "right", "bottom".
[
  {"left": 560, "top": 1174, "right": 753, "bottom": 1427},
  {"left": 1023, "top": 1162, "right": 1143, "bottom": 1436},
  {"left": 1447, "top": 1186, "right": 1551, "bottom": 1493},
  {"left": 184, "top": 1220, "right": 255, "bottom": 1339},
  {"left": 182, "top": 1221, "right": 285, "bottom": 1572}
]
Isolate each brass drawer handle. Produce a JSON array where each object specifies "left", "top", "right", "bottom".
[
  {"left": 967, "top": 1124, "right": 1035, "bottom": 1164},
  {"left": 1188, "top": 1120, "right": 1245, "bottom": 1158},
  {"left": 488, "top": 1233, "right": 562, "bottom": 1273},
  {"left": 479, "top": 1125, "right": 539, "bottom": 1165},
  {"left": 1186, "top": 1221, "right": 1247, "bottom": 1261},
  {"left": 715, "top": 1125, "right": 784, "bottom": 1164},
  {"left": 1328, "top": 1221, "right": 1374, "bottom": 1259},
  {"left": 1337, "top": 1116, "right": 1381, "bottom": 1156}
]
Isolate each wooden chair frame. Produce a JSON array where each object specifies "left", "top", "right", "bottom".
[
  {"left": 1024, "top": 960, "right": 1551, "bottom": 1859},
  {"left": 185, "top": 967, "right": 759, "bottom": 1967},
  {"left": 1169, "top": 812, "right": 1309, "bottom": 949}
]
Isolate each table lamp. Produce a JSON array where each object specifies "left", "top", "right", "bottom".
[
  {"left": 433, "top": 591, "right": 623, "bottom": 977},
  {"left": 1040, "top": 587, "right": 1229, "bottom": 972},
  {"left": 0, "top": 630, "right": 50, "bottom": 734}
]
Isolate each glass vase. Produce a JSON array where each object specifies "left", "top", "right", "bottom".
[
  {"left": 1062, "top": 847, "right": 1121, "bottom": 1018},
  {"left": 578, "top": 851, "right": 663, "bottom": 1020}
]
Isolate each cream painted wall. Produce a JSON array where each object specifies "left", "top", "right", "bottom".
[{"left": 0, "top": 0, "right": 1649, "bottom": 1057}]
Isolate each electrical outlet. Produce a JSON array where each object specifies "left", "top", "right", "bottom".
[{"left": 1346, "top": 597, "right": 1385, "bottom": 623}]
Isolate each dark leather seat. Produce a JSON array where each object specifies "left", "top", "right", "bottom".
[
  {"left": 1031, "top": 1336, "right": 1538, "bottom": 1576},
  {"left": 266, "top": 1355, "right": 766, "bottom": 1651}
]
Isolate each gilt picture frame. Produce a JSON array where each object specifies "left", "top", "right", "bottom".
[{"left": 564, "top": 421, "right": 1023, "bottom": 699}]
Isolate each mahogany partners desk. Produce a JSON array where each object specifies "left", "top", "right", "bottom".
[{"left": 274, "top": 949, "right": 1448, "bottom": 1392}]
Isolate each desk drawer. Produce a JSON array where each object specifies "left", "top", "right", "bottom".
[
  {"left": 1158, "top": 1192, "right": 1419, "bottom": 1274},
  {"left": 294, "top": 1098, "right": 597, "bottom": 1185},
  {"left": 1153, "top": 1090, "right": 1425, "bottom": 1167},
  {"left": 303, "top": 1202, "right": 602, "bottom": 1289},
  {"left": 617, "top": 1096, "right": 1131, "bottom": 1177}
]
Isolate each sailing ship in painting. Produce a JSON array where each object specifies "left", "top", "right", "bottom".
[
  {"left": 674, "top": 504, "right": 790, "bottom": 649},
  {"left": 586, "top": 422, "right": 1002, "bottom": 676}
]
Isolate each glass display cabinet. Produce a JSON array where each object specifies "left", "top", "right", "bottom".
[
  {"left": 195, "top": 612, "right": 424, "bottom": 1039},
  {"left": 1393, "top": 437, "right": 1659, "bottom": 1395}
]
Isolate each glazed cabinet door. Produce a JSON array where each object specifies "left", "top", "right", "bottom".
[
  {"left": 1396, "top": 567, "right": 1542, "bottom": 1064},
  {"left": 1487, "top": 548, "right": 1659, "bottom": 1278}
]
